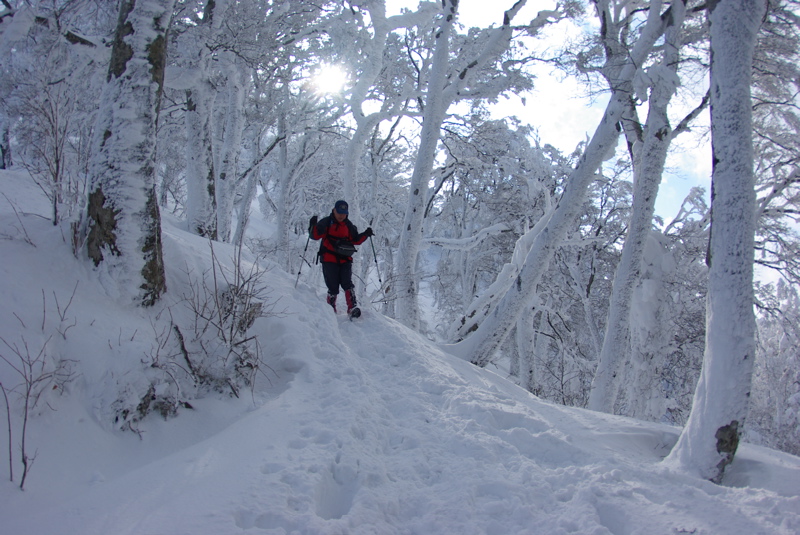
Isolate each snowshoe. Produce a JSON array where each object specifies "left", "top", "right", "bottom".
[{"left": 348, "top": 307, "right": 361, "bottom": 319}]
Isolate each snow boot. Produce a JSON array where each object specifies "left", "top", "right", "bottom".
[
  {"left": 345, "top": 289, "right": 360, "bottom": 319},
  {"left": 326, "top": 293, "right": 337, "bottom": 313}
]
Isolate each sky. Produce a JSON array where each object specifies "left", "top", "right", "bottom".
[
  {"left": 1, "top": 168, "right": 798, "bottom": 534},
  {"left": 387, "top": 0, "right": 713, "bottom": 222}
]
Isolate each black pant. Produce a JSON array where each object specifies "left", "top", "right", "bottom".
[{"left": 321, "top": 262, "right": 354, "bottom": 296}]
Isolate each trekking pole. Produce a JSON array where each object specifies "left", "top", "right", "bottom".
[
  {"left": 369, "top": 234, "right": 383, "bottom": 287},
  {"left": 295, "top": 233, "right": 312, "bottom": 288},
  {"left": 367, "top": 218, "right": 383, "bottom": 288}
]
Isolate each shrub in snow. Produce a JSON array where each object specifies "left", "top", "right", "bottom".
[{"left": 111, "top": 243, "right": 277, "bottom": 433}]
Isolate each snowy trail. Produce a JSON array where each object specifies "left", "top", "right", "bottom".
[
  {"left": 5, "top": 293, "right": 798, "bottom": 535},
  {"left": 256, "top": 308, "right": 799, "bottom": 535}
]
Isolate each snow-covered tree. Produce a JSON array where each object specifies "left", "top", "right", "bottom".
[
  {"left": 4, "top": 0, "right": 798, "bottom": 461},
  {"left": 172, "top": 0, "right": 223, "bottom": 238},
  {"left": 512, "top": 162, "right": 630, "bottom": 406},
  {"left": 84, "top": 0, "right": 176, "bottom": 306},
  {"left": 455, "top": 0, "right": 675, "bottom": 367},
  {"left": 425, "top": 115, "right": 554, "bottom": 337},
  {"left": 0, "top": 0, "right": 110, "bottom": 225},
  {"left": 588, "top": 0, "right": 691, "bottom": 413},
  {"left": 394, "top": 0, "right": 460, "bottom": 329},
  {"left": 332, "top": 0, "right": 438, "bottom": 226},
  {"left": 395, "top": 0, "right": 557, "bottom": 328},
  {"left": 749, "top": 280, "right": 800, "bottom": 455},
  {"left": 665, "top": 0, "right": 766, "bottom": 483},
  {"left": 214, "top": 53, "right": 248, "bottom": 243},
  {"left": 751, "top": 0, "right": 800, "bottom": 288}
]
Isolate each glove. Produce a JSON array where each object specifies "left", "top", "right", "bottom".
[
  {"left": 309, "top": 215, "right": 318, "bottom": 234},
  {"left": 362, "top": 227, "right": 374, "bottom": 238}
]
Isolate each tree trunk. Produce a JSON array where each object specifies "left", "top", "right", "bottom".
[
  {"left": 625, "top": 234, "right": 675, "bottom": 420},
  {"left": 216, "top": 55, "right": 247, "bottom": 243},
  {"left": 664, "top": 0, "right": 764, "bottom": 483},
  {"left": 274, "top": 117, "right": 301, "bottom": 272},
  {"left": 85, "top": 0, "right": 175, "bottom": 306},
  {"left": 234, "top": 130, "right": 283, "bottom": 247},
  {"left": 233, "top": 166, "right": 258, "bottom": 248},
  {"left": 184, "top": 85, "right": 217, "bottom": 238},
  {"left": 589, "top": 0, "right": 686, "bottom": 412},
  {"left": 396, "top": 0, "right": 528, "bottom": 328},
  {"left": 182, "top": 0, "right": 224, "bottom": 238},
  {"left": 340, "top": 1, "right": 388, "bottom": 226},
  {"left": 515, "top": 311, "right": 537, "bottom": 392},
  {"left": 0, "top": 115, "right": 10, "bottom": 169},
  {"left": 458, "top": 102, "right": 623, "bottom": 366},
  {"left": 394, "top": 0, "right": 458, "bottom": 329},
  {"left": 340, "top": 1, "right": 438, "bottom": 228},
  {"left": 450, "top": 202, "right": 554, "bottom": 342},
  {"left": 565, "top": 257, "right": 603, "bottom": 358}
]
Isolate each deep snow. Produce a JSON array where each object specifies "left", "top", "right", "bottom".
[{"left": 0, "top": 169, "right": 798, "bottom": 535}]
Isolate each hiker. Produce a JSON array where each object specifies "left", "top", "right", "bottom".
[{"left": 309, "top": 200, "right": 373, "bottom": 317}]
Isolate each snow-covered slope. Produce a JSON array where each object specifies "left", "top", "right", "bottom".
[{"left": 1, "top": 170, "right": 798, "bottom": 534}]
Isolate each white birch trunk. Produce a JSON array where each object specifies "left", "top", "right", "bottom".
[
  {"left": 589, "top": 0, "right": 686, "bottom": 412},
  {"left": 85, "top": 0, "right": 175, "bottom": 306},
  {"left": 664, "top": 0, "right": 764, "bottom": 483}
]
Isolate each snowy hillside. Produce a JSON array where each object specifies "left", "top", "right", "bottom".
[{"left": 1, "top": 169, "right": 799, "bottom": 535}]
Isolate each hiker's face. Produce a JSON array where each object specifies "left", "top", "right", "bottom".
[{"left": 334, "top": 211, "right": 347, "bottom": 223}]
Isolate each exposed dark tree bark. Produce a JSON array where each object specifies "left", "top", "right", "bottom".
[{"left": 85, "top": 0, "right": 175, "bottom": 306}]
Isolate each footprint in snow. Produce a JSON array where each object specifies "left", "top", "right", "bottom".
[{"left": 314, "top": 454, "right": 360, "bottom": 520}]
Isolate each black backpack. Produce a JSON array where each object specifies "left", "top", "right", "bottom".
[{"left": 329, "top": 238, "right": 357, "bottom": 257}]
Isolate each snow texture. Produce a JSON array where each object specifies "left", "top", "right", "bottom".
[{"left": 0, "top": 169, "right": 798, "bottom": 534}]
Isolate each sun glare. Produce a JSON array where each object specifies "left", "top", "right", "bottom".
[{"left": 311, "top": 64, "right": 349, "bottom": 95}]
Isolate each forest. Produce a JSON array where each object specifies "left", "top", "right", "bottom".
[{"left": 0, "top": 0, "right": 798, "bottom": 486}]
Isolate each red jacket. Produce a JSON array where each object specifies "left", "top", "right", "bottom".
[{"left": 311, "top": 212, "right": 368, "bottom": 264}]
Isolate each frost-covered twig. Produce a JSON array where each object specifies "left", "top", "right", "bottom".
[
  {"left": 52, "top": 281, "right": 79, "bottom": 339},
  {"left": 1, "top": 381, "right": 12, "bottom": 482},
  {"left": 0, "top": 193, "right": 35, "bottom": 246},
  {"left": 0, "top": 333, "right": 74, "bottom": 490}
]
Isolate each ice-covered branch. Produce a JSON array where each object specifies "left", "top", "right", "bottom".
[{"left": 421, "top": 223, "right": 509, "bottom": 251}]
